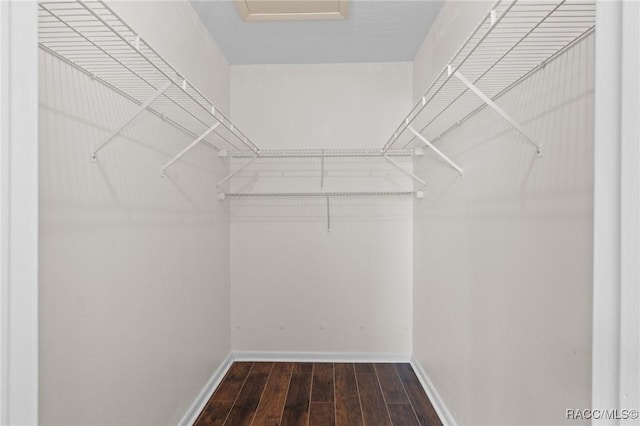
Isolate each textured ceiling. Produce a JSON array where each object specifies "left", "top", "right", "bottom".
[{"left": 190, "top": 1, "right": 444, "bottom": 64}]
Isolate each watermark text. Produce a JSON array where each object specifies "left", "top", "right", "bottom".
[{"left": 567, "top": 409, "right": 639, "bottom": 420}]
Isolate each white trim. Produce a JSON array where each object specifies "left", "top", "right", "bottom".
[
  {"left": 178, "top": 353, "right": 234, "bottom": 426},
  {"left": 592, "top": 1, "right": 621, "bottom": 413},
  {"left": 0, "top": 3, "right": 8, "bottom": 422},
  {"left": 0, "top": 1, "right": 39, "bottom": 424},
  {"left": 592, "top": 2, "right": 621, "bottom": 414},
  {"left": 593, "top": 1, "right": 640, "bottom": 418},
  {"left": 618, "top": 0, "right": 640, "bottom": 416},
  {"left": 410, "top": 357, "right": 456, "bottom": 426},
  {"left": 231, "top": 351, "right": 411, "bottom": 363}
]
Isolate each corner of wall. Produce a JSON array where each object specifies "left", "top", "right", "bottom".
[
  {"left": 178, "top": 353, "right": 234, "bottom": 426},
  {"left": 410, "top": 357, "right": 457, "bottom": 426}
]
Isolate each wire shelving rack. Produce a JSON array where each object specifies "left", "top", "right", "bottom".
[
  {"left": 38, "top": 0, "right": 260, "bottom": 160},
  {"left": 382, "top": 0, "right": 596, "bottom": 173},
  {"left": 38, "top": 0, "right": 596, "bottom": 201}
]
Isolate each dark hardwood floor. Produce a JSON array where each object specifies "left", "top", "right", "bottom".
[{"left": 195, "top": 362, "right": 442, "bottom": 426}]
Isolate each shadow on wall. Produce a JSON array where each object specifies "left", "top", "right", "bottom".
[
  {"left": 411, "top": 33, "right": 595, "bottom": 426},
  {"left": 39, "top": 51, "right": 230, "bottom": 230},
  {"left": 415, "top": 33, "right": 594, "bottom": 215},
  {"left": 39, "top": 43, "right": 234, "bottom": 425}
]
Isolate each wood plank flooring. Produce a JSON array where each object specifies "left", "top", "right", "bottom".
[{"left": 195, "top": 362, "right": 441, "bottom": 426}]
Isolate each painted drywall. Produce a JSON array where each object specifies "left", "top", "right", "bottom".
[
  {"left": 411, "top": 2, "right": 594, "bottom": 425},
  {"left": 229, "top": 63, "right": 414, "bottom": 357},
  {"left": 38, "top": 1, "right": 231, "bottom": 424}
]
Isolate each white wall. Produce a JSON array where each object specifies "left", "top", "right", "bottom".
[
  {"left": 38, "top": 1, "right": 231, "bottom": 424},
  {"left": 412, "top": 2, "right": 593, "bottom": 425},
  {"left": 229, "top": 63, "right": 414, "bottom": 358}
]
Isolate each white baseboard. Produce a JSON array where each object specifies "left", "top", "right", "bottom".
[
  {"left": 178, "top": 353, "right": 233, "bottom": 426},
  {"left": 410, "top": 357, "right": 457, "bottom": 426},
  {"left": 232, "top": 351, "right": 411, "bottom": 363}
]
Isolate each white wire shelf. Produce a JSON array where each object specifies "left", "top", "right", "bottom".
[
  {"left": 221, "top": 191, "right": 417, "bottom": 198},
  {"left": 222, "top": 191, "right": 419, "bottom": 233},
  {"left": 226, "top": 148, "right": 416, "bottom": 159},
  {"left": 38, "top": 0, "right": 260, "bottom": 157},
  {"left": 382, "top": 0, "right": 596, "bottom": 162}
]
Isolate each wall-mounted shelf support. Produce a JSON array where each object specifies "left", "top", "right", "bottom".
[
  {"left": 381, "top": 0, "right": 593, "bottom": 165},
  {"left": 326, "top": 197, "right": 330, "bottom": 234},
  {"left": 218, "top": 191, "right": 419, "bottom": 232},
  {"left": 90, "top": 80, "right": 172, "bottom": 162},
  {"left": 383, "top": 155, "right": 426, "bottom": 187},
  {"left": 320, "top": 150, "right": 326, "bottom": 190},
  {"left": 216, "top": 156, "right": 257, "bottom": 188},
  {"left": 408, "top": 126, "right": 463, "bottom": 176},
  {"left": 160, "top": 122, "right": 220, "bottom": 177},
  {"left": 453, "top": 71, "right": 542, "bottom": 157},
  {"left": 40, "top": 0, "right": 261, "bottom": 161},
  {"left": 219, "top": 191, "right": 418, "bottom": 198},
  {"left": 227, "top": 148, "right": 415, "bottom": 159}
]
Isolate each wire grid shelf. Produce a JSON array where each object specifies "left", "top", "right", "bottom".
[
  {"left": 224, "top": 191, "right": 416, "bottom": 198},
  {"left": 38, "top": 0, "right": 259, "bottom": 153},
  {"left": 383, "top": 0, "right": 596, "bottom": 152},
  {"left": 227, "top": 148, "right": 416, "bottom": 159}
]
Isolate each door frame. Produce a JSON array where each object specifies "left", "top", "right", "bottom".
[
  {"left": 0, "top": 1, "right": 39, "bottom": 424},
  {"left": 593, "top": 0, "right": 640, "bottom": 419}
]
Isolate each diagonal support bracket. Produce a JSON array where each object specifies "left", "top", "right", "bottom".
[
  {"left": 160, "top": 122, "right": 220, "bottom": 177},
  {"left": 408, "top": 126, "right": 463, "bottom": 176},
  {"left": 90, "top": 81, "right": 172, "bottom": 161},
  {"left": 216, "top": 156, "right": 258, "bottom": 189},
  {"left": 454, "top": 71, "right": 542, "bottom": 157},
  {"left": 384, "top": 155, "right": 426, "bottom": 187},
  {"left": 326, "top": 196, "right": 331, "bottom": 234},
  {"left": 320, "top": 150, "right": 325, "bottom": 190}
]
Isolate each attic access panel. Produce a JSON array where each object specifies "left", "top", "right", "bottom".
[{"left": 235, "top": 0, "right": 349, "bottom": 22}]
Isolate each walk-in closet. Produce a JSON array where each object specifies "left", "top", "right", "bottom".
[{"left": 1, "top": 0, "right": 638, "bottom": 425}]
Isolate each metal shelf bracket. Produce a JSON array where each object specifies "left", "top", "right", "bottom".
[
  {"left": 408, "top": 126, "right": 463, "bottom": 176},
  {"left": 454, "top": 71, "right": 543, "bottom": 157},
  {"left": 383, "top": 155, "right": 426, "bottom": 187},
  {"left": 90, "top": 80, "right": 172, "bottom": 162},
  {"left": 326, "top": 196, "right": 331, "bottom": 234},
  {"left": 160, "top": 122, "right": 220, "bottom": 177},
  {"left": 216, "top": 156, "right": 257, "bottom": 189},
  {"left": 320, "top": 150, "right": 326, "bottom": 190}
]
